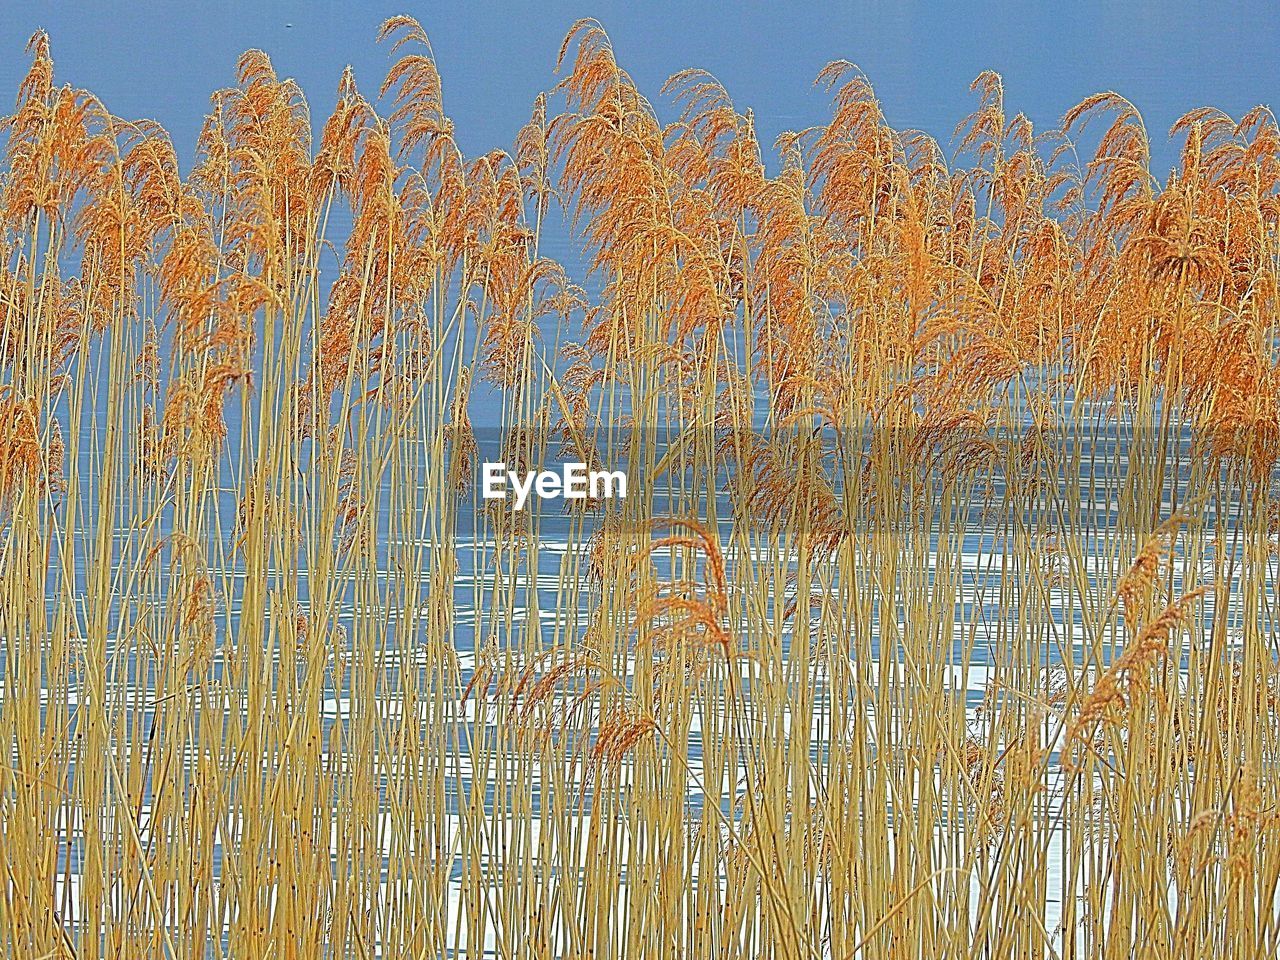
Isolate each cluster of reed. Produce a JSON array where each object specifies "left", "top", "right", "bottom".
[{"left": 1, "top": 17, "right": 1278, "bottom": 959}]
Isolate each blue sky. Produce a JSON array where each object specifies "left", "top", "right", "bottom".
[{"left": 3, "top": 1, "right": 1278, "bottom": 177}]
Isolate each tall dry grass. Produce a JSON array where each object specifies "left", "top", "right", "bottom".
[{"left": 0, "top": 17, "right": 1278, "bottom": 959}]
